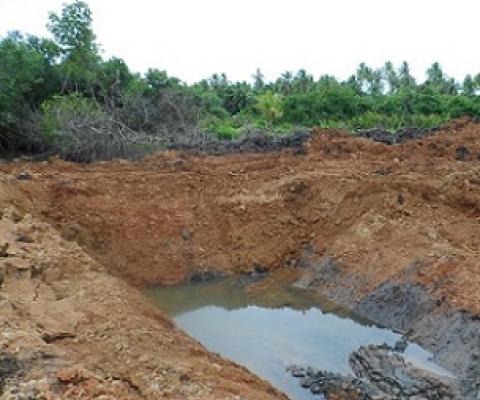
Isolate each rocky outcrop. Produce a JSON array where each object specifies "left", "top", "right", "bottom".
[
  {"left": 289, "top": 345, "right": 456, "bottom": 399},
  {"left": 350, "top": 345, "right": 455, "bottom": 399},
  {"left": 354, "top": 282, "right": 436, "bottom": 332},
  {"left": 292, "top": 252, "right": 480, "bottom": 398}
]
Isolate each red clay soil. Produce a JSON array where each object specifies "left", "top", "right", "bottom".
[
  {"left": 1, "top": 117, "right": 480, "bottom": 398},
  {"left": 7, "top": 117, "right": 480, "bottom": 309}
]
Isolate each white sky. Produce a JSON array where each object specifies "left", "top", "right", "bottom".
[{"left": 1, "top": 0, "right": 479, "bottom": 84}]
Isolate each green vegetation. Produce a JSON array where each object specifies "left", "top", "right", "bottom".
[{"left": 1, "top": 0, "right": 480, "bottom": 160}]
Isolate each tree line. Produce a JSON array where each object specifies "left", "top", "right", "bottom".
[{"left": 1, "top": 0, "right": 480, "bottom": 160}]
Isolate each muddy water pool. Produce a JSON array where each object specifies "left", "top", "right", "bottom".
[{"left": 146, "top": 274, "right": 450, "bottom": 400}]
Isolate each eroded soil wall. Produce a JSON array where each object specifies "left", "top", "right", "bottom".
[{"left": 2, "top": 118, "right": 480, "bottom": 398}]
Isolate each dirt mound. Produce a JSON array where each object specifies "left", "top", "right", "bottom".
[
  {"left": 306, "top": 118, "right": 480, "bottom": 164},
  {"left": 393, "top": 118, "right": 480, "bottom": 162}
]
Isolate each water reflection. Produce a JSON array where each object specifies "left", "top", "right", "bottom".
[{"left": 147, "top": 274, "right": 451, "bottom": 400}]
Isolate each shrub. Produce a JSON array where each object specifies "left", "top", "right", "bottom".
[
  {"left": 255, "top": 91, "right": 284, "bottom": 128},
  {"left": 203, "top": 118, "right": 241, "bottom": 140},
  {"left": 406, "top": 114, "right": 448, "bottom": 128},
  {"left": 40, "top": 93, "right": 136, "bottom": 161}
]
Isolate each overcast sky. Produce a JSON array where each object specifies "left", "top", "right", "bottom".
[{"left": 1, "top": 0, "right": 479, "bottom": 84}]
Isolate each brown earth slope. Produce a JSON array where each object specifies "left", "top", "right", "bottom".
[
  {"left": 9, "top": 118, "right": 480, "bottom": 312},
  {"left": 1, "top": 117, "right": 480, "bottom": 398},
  {"left": 0, "top": 177, "right": 287, "bottom": 399}
]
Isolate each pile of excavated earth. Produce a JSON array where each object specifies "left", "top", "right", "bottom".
[{"left": 1, "top": 117, "right": 480, "bottom": 399}]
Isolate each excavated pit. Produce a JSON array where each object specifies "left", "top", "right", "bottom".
[{"left": 1, "top": 118, "right": 480, "bottom": 399}]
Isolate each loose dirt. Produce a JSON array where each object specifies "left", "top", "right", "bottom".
[{"left": 1, "top": 117, "right": 480, "bottom": 399}]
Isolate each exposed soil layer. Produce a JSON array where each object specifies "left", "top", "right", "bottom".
[
  {"left": 0, "top": 181, "right": 287, "bottom": 399},
  {"left": 1, "top": 117, "right": 480, "bottom": 398}
]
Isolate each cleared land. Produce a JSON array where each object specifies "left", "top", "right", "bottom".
[{"left": 1, "top": 118, "right": 480, "bottom": 399}]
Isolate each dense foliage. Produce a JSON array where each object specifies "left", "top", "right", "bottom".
[{"left": 1, "top": 1, "right": 480, "bottom": 160}]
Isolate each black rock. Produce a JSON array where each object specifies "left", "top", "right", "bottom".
[
  {"left": 393, "top": 338, "right": 408, "bottom": 353},
  {"left": 456, "top": 146, "right": 470, "bottom": 161},
  {"left": 287, "top": 365, "right": 306, "bottom": 378},
  {"left": 310, "top": 383, "right": 323, "bottom": 395},
  {"left": 16, "top": 172, "right": 32, "bottom": 181},
  {"left": 0, "top": 353, "right": 21, "bottom": 389},
  {"left": 181, "top": 228, "right": 192, "bottom": 241}
]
